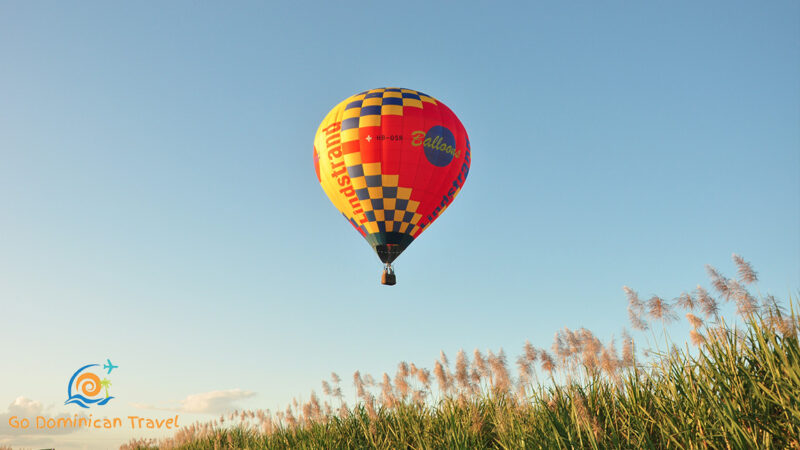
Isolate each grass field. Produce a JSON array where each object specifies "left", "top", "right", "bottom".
[{"left": 124, "top": 256, "right": 799, "bottom": 449}]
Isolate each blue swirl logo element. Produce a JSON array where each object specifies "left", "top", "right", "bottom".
[{"left": 65, "top": 363, "right": 115, "bottom": 409}]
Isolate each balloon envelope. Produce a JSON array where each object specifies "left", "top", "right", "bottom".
[{"left": 314, "top": 87, "right": 471, "bottom": 264}]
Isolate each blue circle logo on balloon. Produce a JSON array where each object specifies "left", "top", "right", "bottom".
[{"left": 421, "top": 126, "right": 458, "bottom": 167}]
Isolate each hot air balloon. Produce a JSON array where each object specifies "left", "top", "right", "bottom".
[{"left": 313, "top": 87, "right": 471, "bottom": 285}]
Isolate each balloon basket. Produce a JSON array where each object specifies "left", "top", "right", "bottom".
[{"left": 381, "top": 265, "right": 396, "bottom": 286}]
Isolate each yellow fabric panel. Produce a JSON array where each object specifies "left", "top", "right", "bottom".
[
  {"left": 362, "top": 97, "right": 382, "bottom": 106},
  {"left": 383, "top": 198, "right": 396, "bottom": 210},
  {"left": 393, "top": 210, "right": 405, "bottom": 221},
  {"left": 367, "top": 187, "right": 382, "bottom": 198},
  {"left": 384, "top": 91, "right": 402, "bottom": 98},
  {"left": 397, "top": 187, "right": 412, "bottom": 199},
  {"left": 398, "top": 222, "right": 409, "bottom": 233},
  {"left": 374, "top": 210, "right": 385, "bottom": 221},
  {"left": 407, "top": 200, "right": 419, "bottom": 212},
  {"left": 363, "top": 163, "right": 381, "bottom": 176},
  {"left": 341, "top": 128, "right": 359, "bottom": 143},
  {"left": 360, "top": 115, "right": 381, "bottom": 127},
  {"left": 344, "top": 152, "right": 362, "bottom": 166},
  {"left": 359, "top": 199, "right": 373, "bottom": 212},
  {"left": 351, "top": 176, "right": 367, "bottom": 189},
  {"left": 385, "top": 221, "right": 394, "bottom": 232},
  {"left": 411, "top": 213, "right": 421, "bottom": 225},
  {"left": 382, "top": 175, "right": 399, "bottom": 187},
  {"left": 342, "top": 108, "right": 361, "bottom": 119},
  {"left": 382, "top": 105, "right": 402, "bottom": 115},
  {"left": 402, "top": 99, "right": 423, "bottom": 109},
  {"left": 364, "top": 222, "right": 379, "bottom": 233}
]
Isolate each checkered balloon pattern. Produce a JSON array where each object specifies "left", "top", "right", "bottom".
[{"left": 314, "top": 88, "right": 471, "bottom": 264}]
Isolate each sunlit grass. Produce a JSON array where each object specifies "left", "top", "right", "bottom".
[{"left": 123, "top": 255, "right": 800, "bottom": 449}]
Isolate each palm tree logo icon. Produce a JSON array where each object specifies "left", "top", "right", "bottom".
[{"left": 100, "top": 378, "right": 112, "bottom": 398}]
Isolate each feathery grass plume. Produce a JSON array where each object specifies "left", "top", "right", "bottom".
[
  {"left": 438, "top": 350, "right": 453, "bottom": 391},
  {"left": 676, "top": 291, "right": 695, "bottom": 310},
  {"left": 516, "top": 354, "right": 532, "bottom": 383},
  {"left": 621, "top": 330, "right": 635, "bottom": 368},
  {"left": 301, "top": 401, "right": 312, "bottom": 426},
  {"left": 686, "top": 313, "right": 704, "bottom": 329},
  {"left": 624, "top": 285, "right": 645, "bottom": 312},
  {"left": 434, "top": 360, "right": 449, "bottom": 393},
  {"left": 330, "top": 372, "right": 343, "bottom": 399},
  {"left": 628, "top": 307, "right": 649, "bottom": 330},
  {"left": 599, "top": 339, "right": 619, "bottom": 380},
  {"left": 565, "top": 328, "right": 581, "bottom": 355},
  {"left": 454, "top": 349, "right": 470, "bottom": 392},
  {"left": 397, "top": 361, "right": 409, "bottom": 378},
  {"left": 363, "top": 394, "right": 377, "bottom": 420},
  {"left": 539, "top": 349, "right": 555, "bottom": 374},
  {"left": 647, "top": 295, "right": 677, "bottom": 323},
  {"left": 625, "top": 286, "right": 650, "bottom": 330},
  {"left": 689, "top": 329, "right": 705, "bottom": 346},
  {"left": 762, "top": 295, "right": 786, "bottom": 317},
  {"left": 778, "top": 316, "right": 797, "bottom": 339},
  {"left": 726, "top": 278, "right": 759, "bottom": 317},
  {"left": 353, "top": 371, "right": 365, "bottom": 399},
  {"left": 732, "top": 253, "right": 758, "bottom": 284},
  {"left": 552, "top": 330, "right": 570, "bottom": 363},
  {"left": 380, "top": 373, "right": 397, "bottom": 408},
  {"left": 337, "top": 402, "right": 348, "bottom": 419},
  {"left": 395, "top": 362, "right": 410, "bottom": 398},
  {"left": 310, "top": 392, "right": 322, "bottom": 422},
  {"left": 473, "top": 349, "right": 489, "bottom": 380},
  {"left": 264, "top": 412, "right": 276, "bottom": 435},
  {"left": 489, "top": 348, "right": 511, "bottom": 393},
  {"left": 416, "top": 367, "right": 431, "bottom": 389},
  {"left": 439, "top": 350, "right": 450, "bottom": 370},
  {"left": 469, "top": 367, "right": 483, "bottom": 394},
  {"left": 695, "top": 285, "right": 719, "bottom": 318},
  {"left": 364, "top": 374, "right": 376, "bottom": 387},
  {"left": 579, "top": 328, "right": 602, "bottom": 359},
  {"left": 762, "top": 296, "right": 794, "bottom": 336},
  {"left": 284, "top": 406, "right": 297, "bottom": 430},
  {"left": 524, "top": 339, "right": 538, "bottom": 363},
  {"left": 706, "top": 264, "right": 732, "bottom": 300},
  {"left": 321, "top": 380, "right": 332, "bottom": 396},
  {"left": 574, "top": 328, "right": 600, "bottom": 375},
  {"left": 516, "top": 380, "right": 528, "bottom": 401}
]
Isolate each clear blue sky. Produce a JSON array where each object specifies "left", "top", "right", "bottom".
[{"left": 1, "top": 1, "right": 798, "bottom": 447}]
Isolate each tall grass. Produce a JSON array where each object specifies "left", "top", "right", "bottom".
[{"left": 123, "top": 255, "right": 799, "bottom": 449}]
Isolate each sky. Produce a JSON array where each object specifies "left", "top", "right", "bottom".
[{"left": 1, "top": 1, "right": 798, "bottom": 448}]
